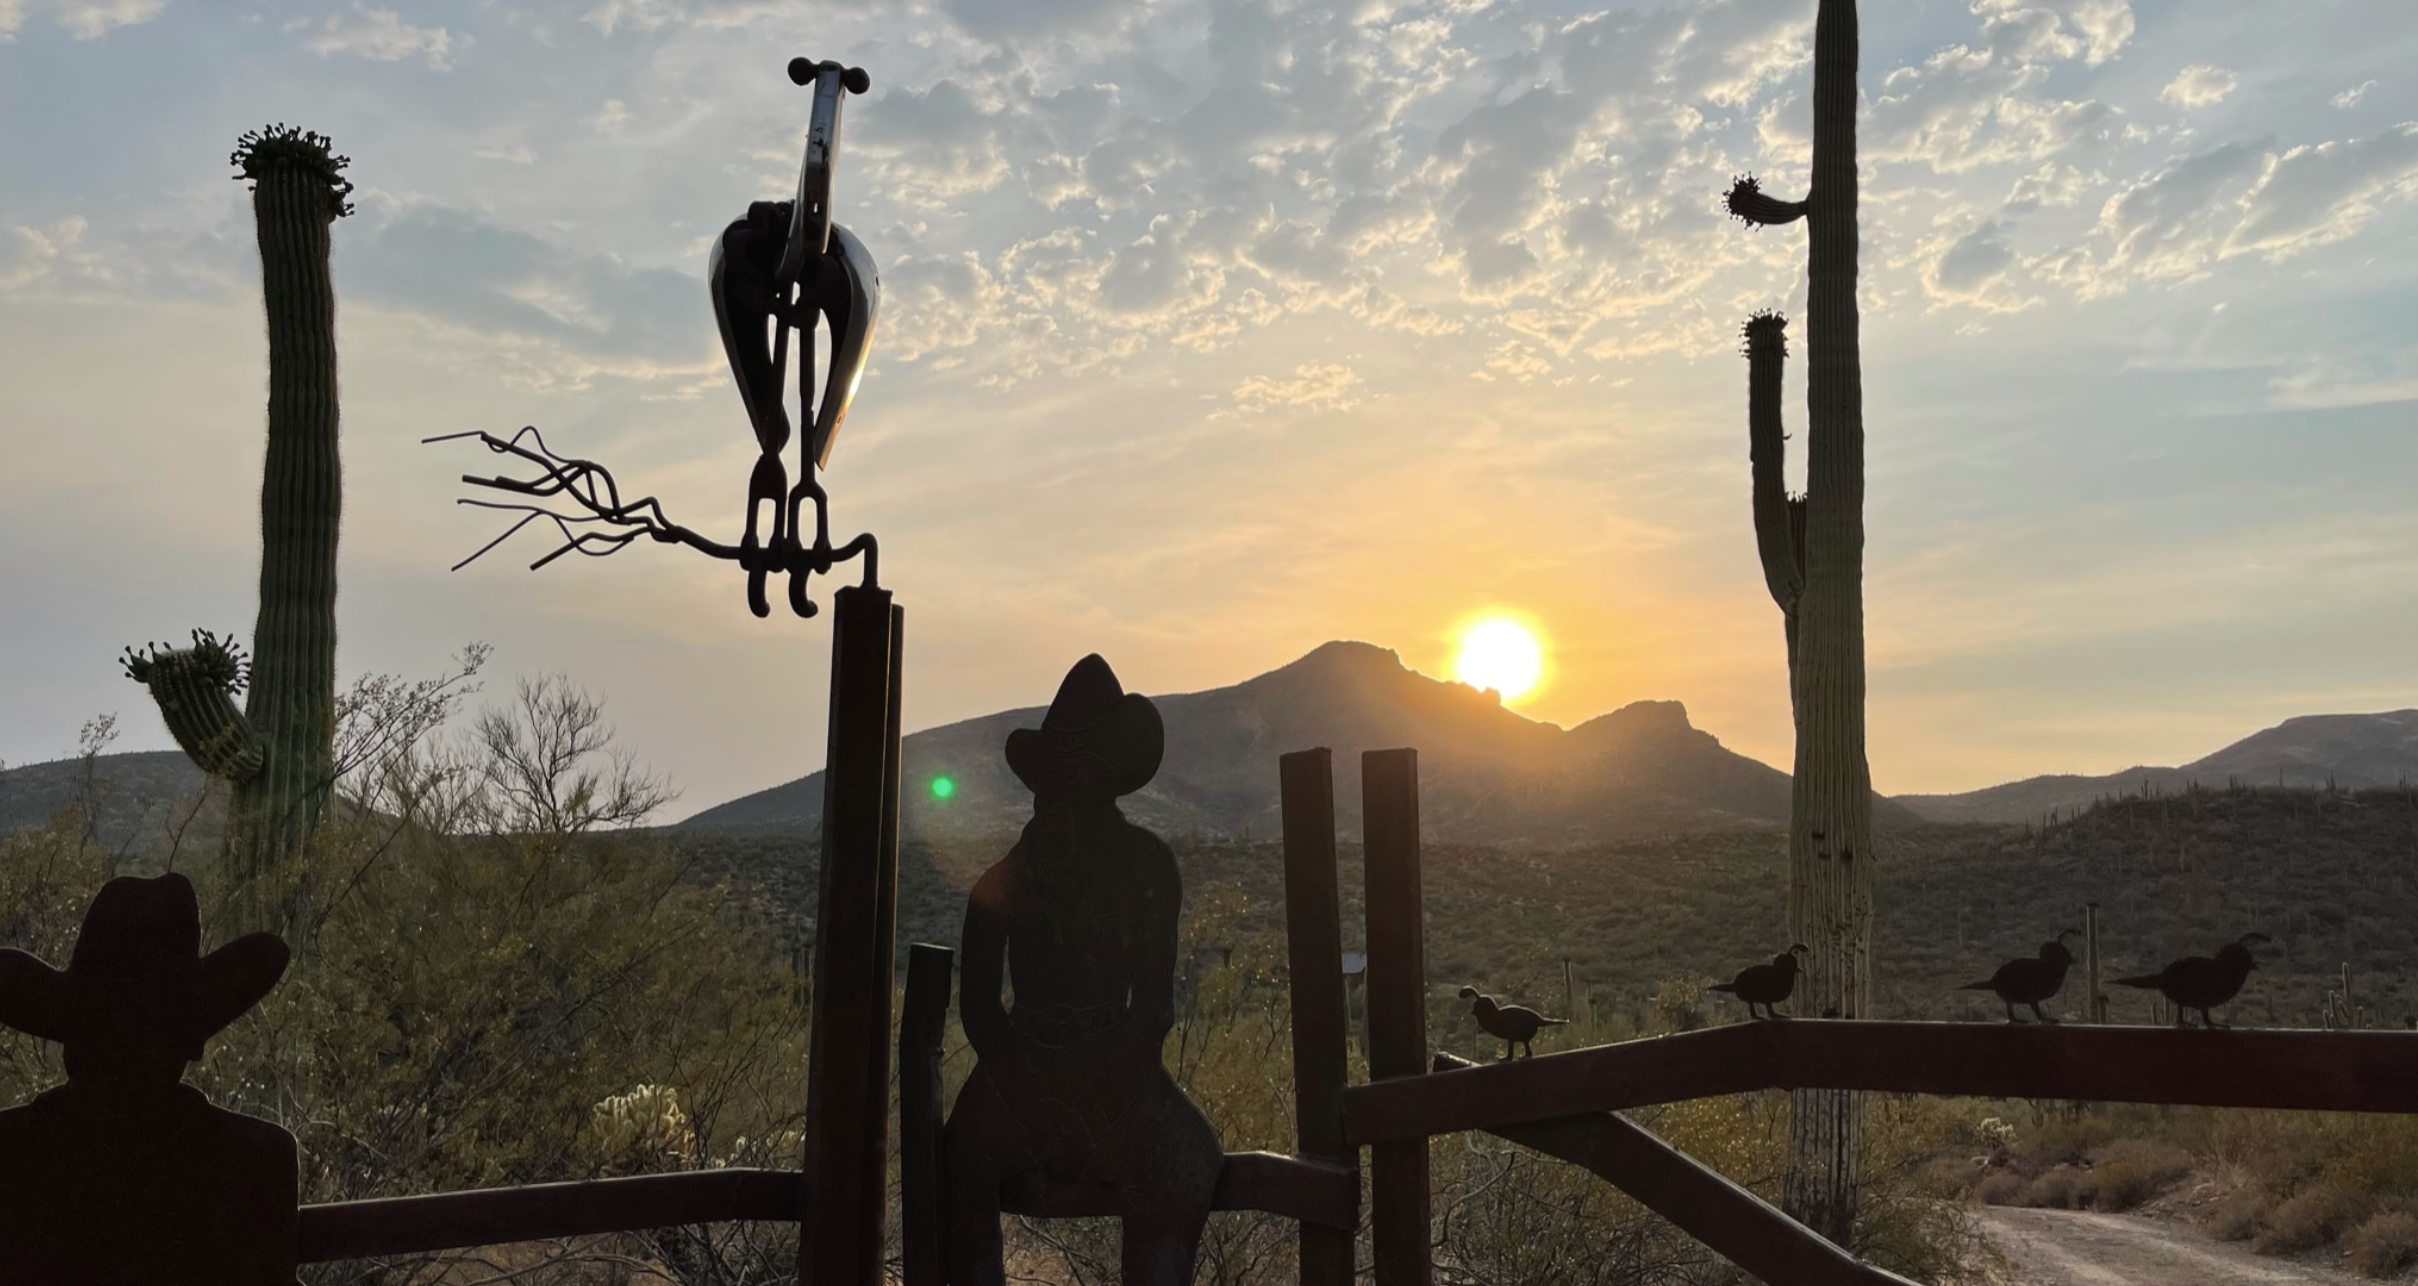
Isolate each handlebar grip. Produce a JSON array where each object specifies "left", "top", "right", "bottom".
[{"left": 787, "top": 57, "right": 871, "bottom": 95}]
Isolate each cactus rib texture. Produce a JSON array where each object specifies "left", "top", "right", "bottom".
[
  {"left": 124, "top": 126, "right": 347, "bottom": 901},
  {"left": 1731, "top": 0, "right": 1873, "bottom": 1247}
]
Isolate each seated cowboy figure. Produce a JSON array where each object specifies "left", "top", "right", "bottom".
[
  {"left": 0, "top": 873, "right": 300, "bottom": 1284},
  {"left": 943, "top": 655, "right": 1224, "bottom": 1286}
]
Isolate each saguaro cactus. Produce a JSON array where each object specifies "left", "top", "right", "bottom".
[
  {"left": 1728, "top": 0, "right": 1873, "bottom": 1248},
  {"left": 125, "top": 126, "right": 351, "bottom": 903}
]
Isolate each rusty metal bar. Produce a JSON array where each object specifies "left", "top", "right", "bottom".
[
  {"left": 1281, "top": 748, "right": 1358, "bottom": 1286},
  {"left": 1362, "top": 748, "right": 1430, "bottom": 1286},
  {"left": 1348, "top": 1022, "right": 2418, "bottom": 1145},
  {"left": 802, "top": 583, "right": 898, "bottom": 1286},
  {"left": 1433, "top": 1053, "right": 1915, "bottom": 1286},
  {"left": 899, "top": 943, "right": 953, "bottom": 1286},
  {"left": 296, "top": 1169, "right": 802, "bottom": 1262}
]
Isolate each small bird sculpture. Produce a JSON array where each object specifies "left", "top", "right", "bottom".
[
  {"left": 2111, "top": 933, "right": 2272, "bottom": 1028},
  {"left": 1956, "top": 929, "right": 2080, "bottom": 1024},
  {"left": 1708, "top": 944, "right": 1809, "bottom": 1020},
  {"left": 1458, "top": 986, "right": 1568, "bottom": 1059}
]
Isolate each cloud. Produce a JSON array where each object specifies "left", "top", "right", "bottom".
[
  {"left": 852, "top": 79, "right": 1012, "bottom": 206},
  {"left": 2225, "top": 123, "right": 2418, "bottom": 260},
  {"left": 2334, "top": 80, "right": 2379, "bottom": 110},
  {"left": 1229, "top": 362, "right": 1363, "bottom": 414},
  {"left": 298, "top": 6, "right": 457, "bottom": 69},
  {"left": 2160, "top": 65, "right": 2237, "bottom": 110},
  {"left": 2074, "top": 140, "right": 2269, "bottom": 289},
  {"left": 0, "top": 217, "right": 122, "bottom": 296},
  {"left": 0, "top": 0, "right": 161, "bottom": 40},
  {"left": 1923, "top": 219, "right": 2038, "bottom": 311}
]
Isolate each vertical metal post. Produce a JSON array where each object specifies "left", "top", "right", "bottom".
[
  {"left": 801, "top": 584, "right": 899, "bottom": 1286},
  {"left": 1282, "top": 749, "right": 1355, "bottom": 1286},
  {"left": 1363, "top": 748, "right": 1430, "bottom": 1286},
  {"left": 2084, "top": 904, "right": 2102, "bottom": 1025},
  {"left": 899, "top": 943, "right": 954, "bottom": 1286}
]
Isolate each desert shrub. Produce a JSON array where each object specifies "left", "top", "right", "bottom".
[
  {"left": 2090, "top": 1139, "right": 2194, "bottom": 1212},
  {"left": 2022, "top": 1165, "right": 2095, "bottom": 1210},
  {"left": 1977, "top": 1171, "right": 2029, "bottom": 1206},
  {"left": 2206, "top": 1183, "right": 2273, "bottom": 1241},
  {"left": 2256, "top": 1183, "right": 2375, "bottom": 1254},
  {"left": 2348, "top": 1210, "right": 2418, "bottom": 1278}
]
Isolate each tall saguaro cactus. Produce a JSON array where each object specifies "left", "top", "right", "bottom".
[
  {"left": 125, "top": 127, "right": 352, "bottom": 908},
  {"left": 1728, "top": 0, "right": 1873, "bottom": 1247}
]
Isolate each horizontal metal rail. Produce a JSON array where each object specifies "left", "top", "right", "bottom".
[
  {"left": 1348, "top": 1022, "right": 2418, "bottom": 1145},
  {"left": 297, "top": 1150, "right": 1355, "bottom": 1262},
  {"left": 1434, "top": 1052, "right": 1913, "bottom": 1286},
  {"left": 298, "top": 1168, "right": 803, "bottom": 1263}
]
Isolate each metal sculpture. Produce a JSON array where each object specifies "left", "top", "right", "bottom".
[
  {"left": 1955, "top": 929, "right": 2080, "bottom": 1024},
  {"left": 0, "top": 874, "right": 300, "bottom": 1282},
  {"left": 429, "top": 57, "right": 882, "bottom": 620},
  {"left": 943, "top": 655, "right": 1225, "bottom": 1286},
  {"left": 2113, "top": 933, "right": 2272, "bottom": 1028},
  {"left": 1707, "top": 943, "right": 1809, "bottom": 1020},
  {"left": 1458, "top": 985, "right": 1568, "bottom": 1060}
]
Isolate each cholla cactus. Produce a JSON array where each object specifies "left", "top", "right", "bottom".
[
  {"left": 591, "top": 1083, "right": 695, "bottom": 1167},
  {"left": 1727, "top": 0, "right": 1874, "bottom": 1247},
  {"left": 123, "top": 126, "right": 350, "bottom": 902}
]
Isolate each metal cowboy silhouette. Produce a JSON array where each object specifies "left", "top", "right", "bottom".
[
  {"left": 943, "top": 655, "right": 1224, "bottom": 1286},
  {"left": 0, "top": 873, "right": 299, "bottom": 1284}
]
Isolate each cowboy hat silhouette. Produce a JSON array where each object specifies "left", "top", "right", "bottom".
[
  {"left": 1004, "top": 654, "right": 1164, "bottom": 798},
  {"left": 0, "top": 873, "right": 288, "bottom": 1061}
]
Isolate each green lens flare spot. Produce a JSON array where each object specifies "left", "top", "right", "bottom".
[{"left": 930, "top": 776, "right": 956, "bottom": 800}]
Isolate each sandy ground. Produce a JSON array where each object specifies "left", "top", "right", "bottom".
[{"left": 1976, "top": 1207, "right": 2372, "bottom": 1286}]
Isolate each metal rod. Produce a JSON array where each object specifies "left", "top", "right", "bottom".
[
  {"left": 1281, "top": 748, "right": 1357, "bottom": 1286},
  {"left": 1362, "top": 748, "right": 1430, "bottom": 1286},
  {"left": 898, "top": 944, "right": 953, "bottom": 1286},
  {"left": 801, "top": 584, "right": 897, "bottom": 1286}
]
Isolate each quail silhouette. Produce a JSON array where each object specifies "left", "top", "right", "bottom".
[
  {"left": 1957, "top": 929, "right": 2080, "bottom": 1024},
  {"left": 2111, "top": 933, "right": 2271, "bottom": 1028},
  {"left": 1708, "top": 944, "right": 1808, "bottom": 1020},
  {"left": 1458, "top": 986, "right": 1568, "bottom": 1059}
]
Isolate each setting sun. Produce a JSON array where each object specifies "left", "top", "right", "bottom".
[{"left": 1452, "top": 614, "right": 1546, "bottom": 703}]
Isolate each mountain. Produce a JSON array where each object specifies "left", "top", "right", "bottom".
[
  {"left": 680, "top": 640, "right": 1913, "bottom": 846},
  {"left": 1896, "top": 710, "right": 2418, "bottom": 825},
  {"left": 0, "top": 750, "right": 218, "bottom": 851}
]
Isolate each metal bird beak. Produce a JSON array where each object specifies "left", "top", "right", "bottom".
[{"left": 1788, "top": 943, "right": 1810, "bottom": 955}]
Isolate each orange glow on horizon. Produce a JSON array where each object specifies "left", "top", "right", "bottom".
[{"left": 1451, "top": 611, "right": 1547, "bottom": 703}]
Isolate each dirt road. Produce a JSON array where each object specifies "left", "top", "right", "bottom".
[{"left": 1976, "top": 1207, "right": 2368, "bottom": 1286}]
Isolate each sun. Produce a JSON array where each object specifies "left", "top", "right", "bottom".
[{"left": 1452, "top": 614, "right": 1546, "bottom": 703}]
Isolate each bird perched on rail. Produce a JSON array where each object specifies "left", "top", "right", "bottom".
[
  {"left": 1707, "top": 944, "right": 1809, "bottom": 1020},
  {"left": 1458, "top": 986, "right": 1568, "bottom": 1059},
  {"left": 2111, "top": 933, "right": 2272, "bottom": 1028},
  {"left": 1957, "top": 929, "right": 2081, "bottom": 1024}
]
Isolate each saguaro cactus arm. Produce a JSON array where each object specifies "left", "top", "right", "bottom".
[
  {"left": 1726, "top": 174, "right": 1809, "bottom": 228},
  {"left": 1743, "top": 312, "right": 1807, "bottom": 668},
  {"left": 122, "top": 631, "right": 267, "bottom": 781}
]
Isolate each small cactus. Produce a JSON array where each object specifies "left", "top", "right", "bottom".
[{"left": 125, "top": 127, "right": 350, "bottom": 908}]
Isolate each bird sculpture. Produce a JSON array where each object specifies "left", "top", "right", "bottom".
[
  {"left": 1707, "top": 944, "right": 1809, "bottom": 1020},
  {"left": 1956, "top": 929, "right": 2080, "bottom": 1024},
  {"left": 1458, "top": 986, "right": 1568, "bottom": 1059},
  {"left": 2111, "top": 933, "right": 2272, "bottom": 1028}
]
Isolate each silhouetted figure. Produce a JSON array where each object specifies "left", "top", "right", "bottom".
[
  {"left": 1708, "top": 944, "right": 1808, "bottom": 1020},
  {"left": 1458, "top": 986, "right": 1568, "bottom": 1059},
  {"left": 943, "top": 656, "right": 1224, "bottom": 1286},
  {"left": 0, "top": 873, "right": 298, "bottom": 1284},
  {"left": 1956, "top": 929, "right": 2080, "bottom": 1024},
  {"left": 2112, "top": 933, "right": 2271, "bottom": 1028}
]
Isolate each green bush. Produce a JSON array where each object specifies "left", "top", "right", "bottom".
[{"left": 2255, "top": 1183, "right": 2375, "bottom": 1254}]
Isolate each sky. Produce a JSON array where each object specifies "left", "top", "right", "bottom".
[{"left": 3, "top": 0, "right": 2416, "bottom": 818}]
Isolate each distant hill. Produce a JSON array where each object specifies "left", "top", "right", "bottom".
[
  {"left": 681, "top": 640, "right": 1915, "bottom": 846},
  {"left": 1897, "top": 711, "right": 2418, "bottom": 825},
  {"left": 0, "top": 751, "right": 219, "bottom": 852}
]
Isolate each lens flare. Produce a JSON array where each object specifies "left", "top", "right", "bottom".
[
  {"left": 930, "top": 776, "right": 956, "bottom": 800},
  {"left": 1452, "top": 615, "right": 1545, "bottom": 702}
]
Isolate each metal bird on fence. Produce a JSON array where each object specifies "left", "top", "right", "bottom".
[
  {"left": 1707, "top": 944, "right": 1807, "bottom": 1020},
  {"left": 1956, "top": 929, "right": 2080, "bottom": 1024},
  {"left": 2112, "top": 933, "right": 2272, "bottom": 1028},
  {"left": 1458, "top": 986, "right": 1568, "bottom": 1060}
]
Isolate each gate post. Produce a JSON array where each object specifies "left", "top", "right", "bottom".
[
  {"left": 801, "top": 584, "right": 902, "bottom": 1285},
  {"left": 1362, "top": 748, "right": 1430, "bottom": 1286},
  {"left": 1282, "top": 748, "right": 1357, "bottom": 1286}
]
